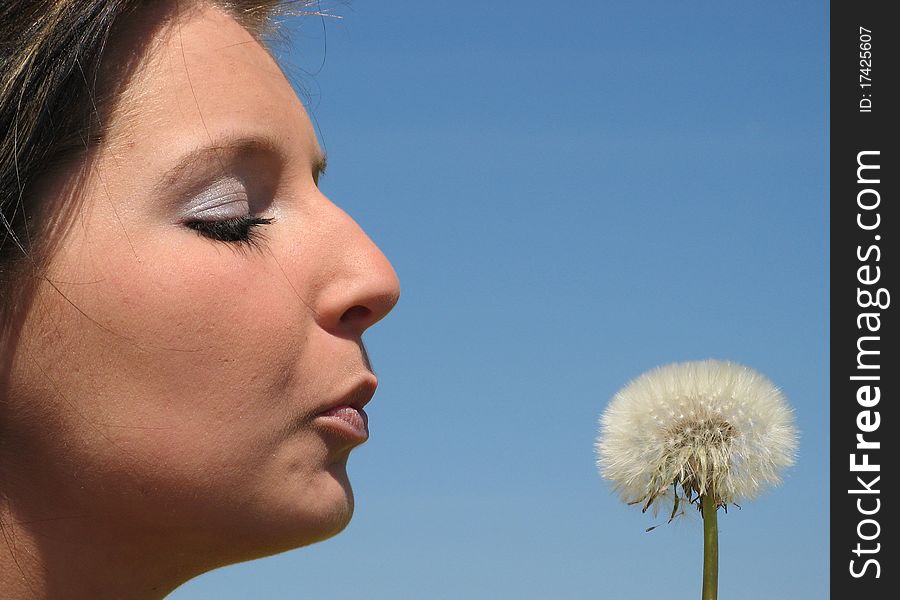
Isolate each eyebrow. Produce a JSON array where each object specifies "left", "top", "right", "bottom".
[{"left": 154, "top": 133, "right": 327, "bottom": 192}]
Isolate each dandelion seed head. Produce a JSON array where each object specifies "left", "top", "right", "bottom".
[{"left": 595, "top": 360, "right": 798, "bottom": 515}]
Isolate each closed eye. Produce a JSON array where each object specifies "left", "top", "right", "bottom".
[{"left": 187, "top": 215, "right": 274, "bottom": 246}]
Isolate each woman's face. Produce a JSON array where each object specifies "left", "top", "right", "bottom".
[{"left": 6, "top": 2, "right": 399, "bottom": 565}]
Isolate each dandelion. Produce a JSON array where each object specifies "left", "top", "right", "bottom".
[{"left": 595, "top": 360, "right": 798, "bottom": 600}]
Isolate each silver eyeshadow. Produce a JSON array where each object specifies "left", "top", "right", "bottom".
[{"left": 181, "top": 176, "right": 250, "bottom": 222}]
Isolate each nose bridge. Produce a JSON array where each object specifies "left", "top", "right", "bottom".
[{"left": 314, "top": 197, "right": 400, "bottom": 336}]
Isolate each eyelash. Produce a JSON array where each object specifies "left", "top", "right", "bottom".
[{"left": 187, "top": 215, "right": 274, "bottom": 246}]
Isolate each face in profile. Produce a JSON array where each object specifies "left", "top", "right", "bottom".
[{"left": 5, "top": 0, "right": 400, "bottom": 575}]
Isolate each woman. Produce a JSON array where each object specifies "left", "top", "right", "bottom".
[{"left": 0, "top": 1, "right": 400, "bottom": 597}]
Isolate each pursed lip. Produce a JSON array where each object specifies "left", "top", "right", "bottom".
[
  {"left": 312, "top": 375, "right": 377, "bottom": 444},
  {"left": 316, "top": 374, "right": 378, "bottom": 416}
]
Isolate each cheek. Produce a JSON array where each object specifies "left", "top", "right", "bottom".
[
  {"left": 15, "top": 231, "right": 324, "bottom": 485},
  {"left": 9, "top": 234, "right": 354, "bottom": 549}
]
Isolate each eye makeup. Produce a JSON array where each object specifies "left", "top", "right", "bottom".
[
  {"left": 181, "top": 176, "right": 251, "bottom": 222},
  {"left": 152, "top": 134, "right": 300, "bottom": 247},
  {"left": 181, "top": 176, "right": 274, "bottom": 245}
]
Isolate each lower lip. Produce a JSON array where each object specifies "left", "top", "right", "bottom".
[{"left": 315, "top": 405, "right": 369, "bottom": 441}]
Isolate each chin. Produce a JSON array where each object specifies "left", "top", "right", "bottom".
[
  {"left": 309, "top": 462, "right": 357, "bottom": 541},
  {"left": 215, "top": 498, "right": 352, "bottom": 567},
  {"left": 250, "top": 463, "right": 357, "bottom": 556}
]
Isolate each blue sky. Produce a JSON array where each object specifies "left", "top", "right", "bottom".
[{"left": 170, "top": 1, "right": 829, "bottom": 598}]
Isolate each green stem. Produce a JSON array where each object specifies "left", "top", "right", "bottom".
[{"left": 701, "top": 494, "right": 719, "bottom": 600}]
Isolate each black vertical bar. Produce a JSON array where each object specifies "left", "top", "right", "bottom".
[{"left": 831, "top": 1, "right": 896, "bottom": 597}]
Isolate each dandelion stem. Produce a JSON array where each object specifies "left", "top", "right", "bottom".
[{"left": 701, "top": 494, "right": 718, "bottom": 600}]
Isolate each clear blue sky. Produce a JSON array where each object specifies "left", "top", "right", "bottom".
[{"left": 170, "top": 1, "right": 829, "bottom": 598}]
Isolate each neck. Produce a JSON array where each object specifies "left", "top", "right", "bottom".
[{"left": 0, "top": 485, "right": 212, "bottom": 600}]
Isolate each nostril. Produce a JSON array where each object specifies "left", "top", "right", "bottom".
[{"left": 340, "top": 305, "right": 372, "bottom": 324}]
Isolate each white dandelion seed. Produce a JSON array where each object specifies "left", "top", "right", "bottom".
[
  {"left": 596, "top": 359, "right": 797, "bottom": 600},
  {"left": 596, "top": 360, "right": 798, "bottom": 515}
]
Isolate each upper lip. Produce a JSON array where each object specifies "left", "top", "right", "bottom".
[{"left": 317, "top": 375, "right": 378, "bottom": 414}]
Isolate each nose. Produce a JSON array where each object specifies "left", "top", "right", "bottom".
[{"left": 313, "top": 203, "right": 401, "bottom": 339}]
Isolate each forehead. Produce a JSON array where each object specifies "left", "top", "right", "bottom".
[{"left": 102, "top": 2, "right": 318, "bottom": 168}]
